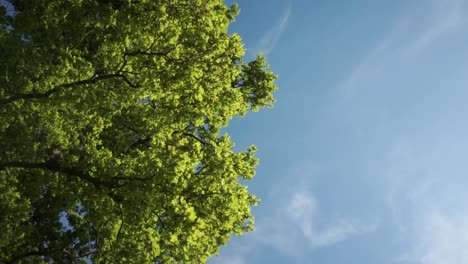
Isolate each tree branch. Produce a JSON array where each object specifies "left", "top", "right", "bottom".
[
  {"left": 111, "top": 175, "right": 153, "bottom": 182},
  {"left": 123, "top": 49, "right": 171, "bottom": 57},
  {"left": 0, "top": 71, "right": 141, "bottom": 106},
  {"left": 6, "top": 248, "right": 61, "bottom": 264},
  {"left": 123, "top": 137, "right": 151, "bottom": 154},
  {"left": 155, "top": 212, "right": 166, "bottom": 229},
  {"left": 194, "top": 164, "right": 208, "bottom": 175},
  {"left": 0, "top": 159, "right": 157, "bottom": 189},
  {"left": 0, "top": 161, "right": 121, "bottom": 190},
  {"left": 182, "top": 133, "right": 207, "bottom": 145}
]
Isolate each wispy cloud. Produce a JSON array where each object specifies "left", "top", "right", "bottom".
[
  {"left": 330, "top": 0, "right": 468, "bottom": 262},
  {"left": 384, "top": 142, "right": 427, "bottom": 233},
  {"left": 397, "top": 210, "right": 468, "bottom": 264},
  {"left": 383, "top": 131, "right": 468, "bottom": 264},
  {"left": 209, "top": 188, "right": 378, "bottom": 263},
  {"left": 404, "top": 0, "right": 467, "bottom": 54},
  {"left": 256, "top": 4, "right": 292, "bottom": 56},
  {"left": 208, "top": 236, "right": 252, "bottom": 264},
  {"left": 251, "top": 189, "right": 378, "bottom": 260},
  {"left": 213, "top": 252, "right": 248, "bottom": 264},
  {"left": 340, "top": 0, "right": 468, "bottom": 95},
  {"left": 338, "top": 25, "right": 399, "bottom": 96},
  {"left": 285, "top": 192, "right": 377, "bottom": 249}
]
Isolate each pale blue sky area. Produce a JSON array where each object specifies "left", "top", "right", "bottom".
[{"left": 210, "top": 0, "right": 468, "bottom": 263}]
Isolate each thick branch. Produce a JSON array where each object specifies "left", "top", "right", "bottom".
[
  {"left": 182, "top": 133, "right": 207, "bottom": 145},
  {"left": 0, "top": 72, "right": 140, "bottom": 106},
  {"left": 123, "top": 137, "right": 151, "bottom": 154},
  {"left": 0, "top": 160, "right": 155, "bottom": 188},
  {"left": 0, "top": 74, "right": 96, "bottom": 105},
  {"left": 194, "top": 164, "right": 208, "bottom": 175},
  {"left": 123, "top": 48, "right": 171, "bottom": 57},
  {"left": 111, "top": 175, "right": 152, "bottom": 182},
  {"left": 155, "top": 212, "right": 166, "bottom": 229},
  {"left": 0, "top": 161, "right": 120, "bottom": 189},
  {"left": 6, "top": 248, "right": 61, "bottom": 264}
]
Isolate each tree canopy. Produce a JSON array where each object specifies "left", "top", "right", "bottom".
[{"left": 0, "top": 0, "right": 277, "bottom": 263}]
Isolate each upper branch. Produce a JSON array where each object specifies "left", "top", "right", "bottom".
[
  {"left": 182, "top": 133, "right": 208, "bottom": 145},
  {"left": 0, "top": 73, "right": 109, "bottom": 106},
  {"left": 0, "top": 161, "right": 121, "bottom": 190},
  {"left": 0, "top": 64, "right": 141, "bottom": 106},
  {"left": 6, "top": 248, "right": 62, "bottom": 264}
]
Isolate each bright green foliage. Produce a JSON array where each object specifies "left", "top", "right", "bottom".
[{"left": 0, "top": 1, "right": 277, "bottom": 263}]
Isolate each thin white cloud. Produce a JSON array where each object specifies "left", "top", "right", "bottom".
[
  {"left": 208, "top": 237, "right": 251, "bottom": 264},
  {"left": 209, "top": 189, "right": 378, "bottom": 263},
  {"left": 405, "top": 0, "right": 467, "bottom": 54},
  {"left": 285, "top": 192, "right": 378, "bottom": 249},
  {"left": 384, "top": 142, "right": 425, "bottom": 233},
  {"left": 337, "top": 16, "right": 412, "bottom": 96},
  {"left": 213, "top": 255, "right": 247, "bottom": 264},
  {"left": 257, "top": 4, "right": 292, "bottom": 56},
  {"left": 334, "top": 0, "right": 468, "bottom": 262},
  {"left": 383, "top": 133, "right": 468, "bottom": 264},
  {"left": 340, "top": 0, "right": 468, "bottom": 96},
  {"left": 338, "top": 31, "right": 393, "bottom": 96},
  {"left": 397, "top": 210, "right": 468, "bottom": 264},
  {"left": 244, "top": 190, "right": 378, "bottom": 260}
]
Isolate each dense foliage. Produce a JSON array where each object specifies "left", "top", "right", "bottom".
[{"left": 0, "top": 0, "right": 277, "bottom": 263}]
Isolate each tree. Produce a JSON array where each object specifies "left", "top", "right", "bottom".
[{"left": 0, "top": 1, "right": 277, "bottom": 263}]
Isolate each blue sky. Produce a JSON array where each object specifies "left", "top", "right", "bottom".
[{"left": 210, "top": 0, "right": 468, "bottom": 263}]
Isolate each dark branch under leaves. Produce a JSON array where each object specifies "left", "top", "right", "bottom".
[
  {"left": 182, "top": 133, "right": 208, "bottom": 145},
  {"left": 0, "top": 69, "right": 141, "bottom": 106},
  {"left": 0, "top": 161, "right": 121, "bottom": 190},
  {"left": 5, "top": 248, "right": 62, "bottom": 264}
]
